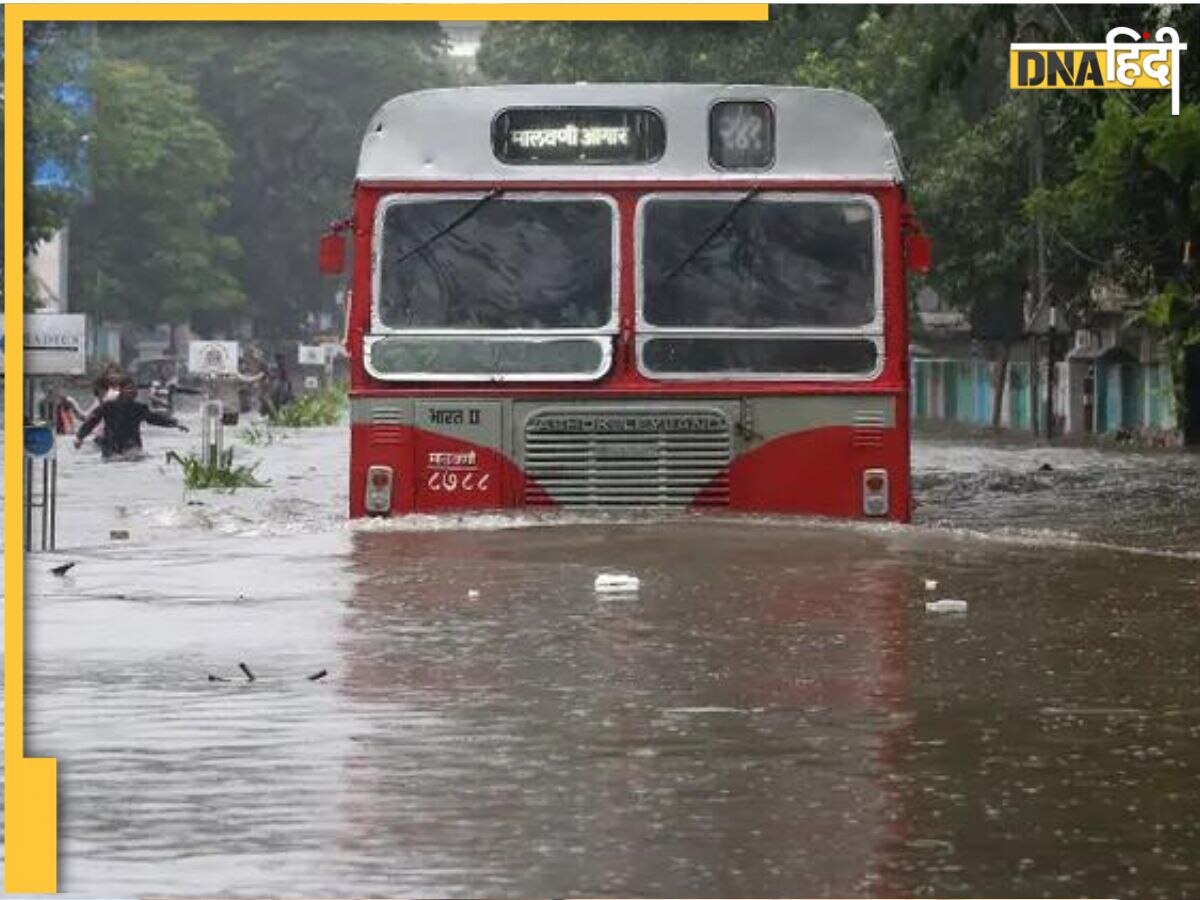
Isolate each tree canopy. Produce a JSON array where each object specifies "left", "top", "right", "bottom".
[
  {"left": 97, "top": 23, "right": 451, "bottom": 336},
  {"left": 68, "top": 57, "right": 242, "bottom": 325},
  {"left": 23, "top": 23, "right": 93, "bottom": 306},
  {"left": 26, "top": 22, "right": 451, "bottom": 333}
]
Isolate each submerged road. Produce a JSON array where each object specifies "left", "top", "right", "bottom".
[{"left": 8, "top": 418, "right": 1200, "bottom": 897}]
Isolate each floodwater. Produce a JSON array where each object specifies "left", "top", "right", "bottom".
[{"left": 7, "top": 413, "right": 1200, "bottom": 897}]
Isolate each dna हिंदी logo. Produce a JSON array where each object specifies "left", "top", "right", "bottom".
[{"left": 1010, "top": 26, "right": 1188, "bottom": 115}]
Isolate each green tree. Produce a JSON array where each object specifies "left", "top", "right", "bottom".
[
  {"left": 98, "top": 23, "right": 451, "bottom": 337},
  {"left": 1027, "top": 5, "right": 1200, "bottom": 425},
  {"left": 24, "top": 22, "right": 92, "bottom": 306},
  {"left": 69, "top": 57, "right": 243, "bottom": 326},
  {"left": 1032, "top": 98, "right": 1200, "bottom": 421}
]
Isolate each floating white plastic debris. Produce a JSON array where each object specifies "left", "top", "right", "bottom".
[
  {"left": 467, "top": 589, "right": 481, "bottom": 599},
  {"left": 924, "top": 579, "right": 939, "bottom": 591},
  {"left": 925, "top": 598, "right": 967, "bottom": 613},
  {"left": 594, "top": 573, "right": 640, "bottom": 593}
]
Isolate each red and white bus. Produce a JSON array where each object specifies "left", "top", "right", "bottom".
[{"left": 321, "top": 85, "right": 929, "bottom": 520}]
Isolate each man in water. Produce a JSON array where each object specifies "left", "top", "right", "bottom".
[{"left": 74, "top": 377, "right": 188, "bottom": 458}]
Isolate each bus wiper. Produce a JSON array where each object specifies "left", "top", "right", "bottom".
[
  {"left": 663, "top": 187, "right": 761, "bottom": 281},
  {"left": 392, "top": 189, "right": 503, "bottom": 267}
]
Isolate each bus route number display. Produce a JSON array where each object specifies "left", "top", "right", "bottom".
[
  {"left": 493, "top": 107, "right": 666, "bottom": 164},
  {"left": 709, "top": 101, "right": 775, "bottom": 170}
]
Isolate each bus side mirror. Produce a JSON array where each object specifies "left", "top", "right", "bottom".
[
  {"left": 319, "top": 231, "right": 346, "bottom": 275},
  {"left": 905, "top": 230, "right": 932, "bottom": 274}
]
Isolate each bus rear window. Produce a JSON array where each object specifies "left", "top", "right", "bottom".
[
  {"left": 376, "top": 195, "right": 615, "bottom": 331},
  {"left": 640, "top": 337, "right": 879, "bottom": 377},
  {"left": 640, "top": 195, "right": 877, "bottom": 329},
  {"left": 367, "top": 336, "right": 608, "bottom": 381}
]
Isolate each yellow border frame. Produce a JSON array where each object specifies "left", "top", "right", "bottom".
[{"left": 3, "top": 2, "right": 767, "bottom": 892}]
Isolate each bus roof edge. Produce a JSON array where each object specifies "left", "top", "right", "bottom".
[{"left": 356, "top": 84, "right": 903, "bottom": 184}]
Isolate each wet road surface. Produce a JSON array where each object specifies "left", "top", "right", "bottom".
[{"left": 6, "top": 420, "right": 1200, "bottom": 897}]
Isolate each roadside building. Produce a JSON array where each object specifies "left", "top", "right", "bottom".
[{"left": 910, "top": 287, "right": 1179, "bottom": 443}]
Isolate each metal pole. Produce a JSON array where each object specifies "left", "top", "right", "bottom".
[
  {"left": 41, "top": 459, "right": 50, "bottom": 551},
  {"left": 200, "top": 399, "right": 223, "bottom": 468},
  {"left": 25, "top": 456, "right": 33, "bottom": 548},
  {"left": 49, "top": 457, "right": 58, "bottom": 551}
]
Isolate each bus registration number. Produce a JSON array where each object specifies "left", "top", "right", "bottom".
[{"left": 425, "top": 450, "right": 491, "bottom": 493}]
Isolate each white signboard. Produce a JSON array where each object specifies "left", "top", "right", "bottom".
[
  {"left": 297, "top": 344, "right": 325, "bottom": 366},
  {"left": 304, "top": 375, "right": 320, "bottom": 390},
  {"left": 1, "top": 314, "right": 88, "bottom": 376},
  {"left": 187, "top": 340, "right": 240, "bottom": 377}
]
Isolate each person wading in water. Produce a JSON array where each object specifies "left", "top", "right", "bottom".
[{"left": 74, "top": 376, "right": 189, "bottom": 459}]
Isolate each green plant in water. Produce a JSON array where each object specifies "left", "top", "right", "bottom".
[
  {"left": 166, "top": 449, "right": 269, "bottom": 491},
  {"left": 267, "top": 384, "right": 347, "bottom": 428}
]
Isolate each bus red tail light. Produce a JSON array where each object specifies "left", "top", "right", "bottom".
[
  {"left": 862, "top": 469, "right": 889, "bottom": 517},
  {"left": 902, "top": 201, "right": 932, "bottom": 274},
  {"left": 365, "top": 465, "right": 394, "bottom": 515},
  {"left": 318, "top": 232, "right": 345, "bottom": 274},
  {"left": 905, "top": 231, "right": 931, "bottom": 274},
  {"left": 319, "top": 217, "right": 352, "bottom": 275}
]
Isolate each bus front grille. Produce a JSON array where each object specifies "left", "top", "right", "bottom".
[{"left": 523, "top": 409, "right": 732, "bottom": 507}]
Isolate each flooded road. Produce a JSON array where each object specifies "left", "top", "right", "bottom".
[{"left": 9, "top": 419, "right": 1200, "bottom": 897}]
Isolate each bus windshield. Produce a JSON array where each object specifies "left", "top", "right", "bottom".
[
  {"left": 641, "top": 194, "right": 878, "bottom": 329},
  {"left": 376, "top": 195, "right": 615, "bottom": 331}
]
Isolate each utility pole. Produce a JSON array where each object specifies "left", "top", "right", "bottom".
[
  {"left": 1034, "top": 109, "right": 1054, "bottom": 440},
  {"left": 1020, "top": 16, "right": 1054, "bottom": 440},
  {"left": 1027, "top": 93, "right": 1042, "bottom": 437},
  {"left": 1028, "top": 90, "right": 1052, "bottom": 439}
]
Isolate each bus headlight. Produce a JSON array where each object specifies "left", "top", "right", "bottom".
[
  {"left": 365, "top": 465, "right": 394, "bottom": 515},
  {"left": 862, "top": 468, "right": 889, "bottom": 517}
]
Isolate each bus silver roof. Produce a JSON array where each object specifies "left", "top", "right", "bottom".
[{"left": 356, "top": 84, "right": 903, "bottom": 184}]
